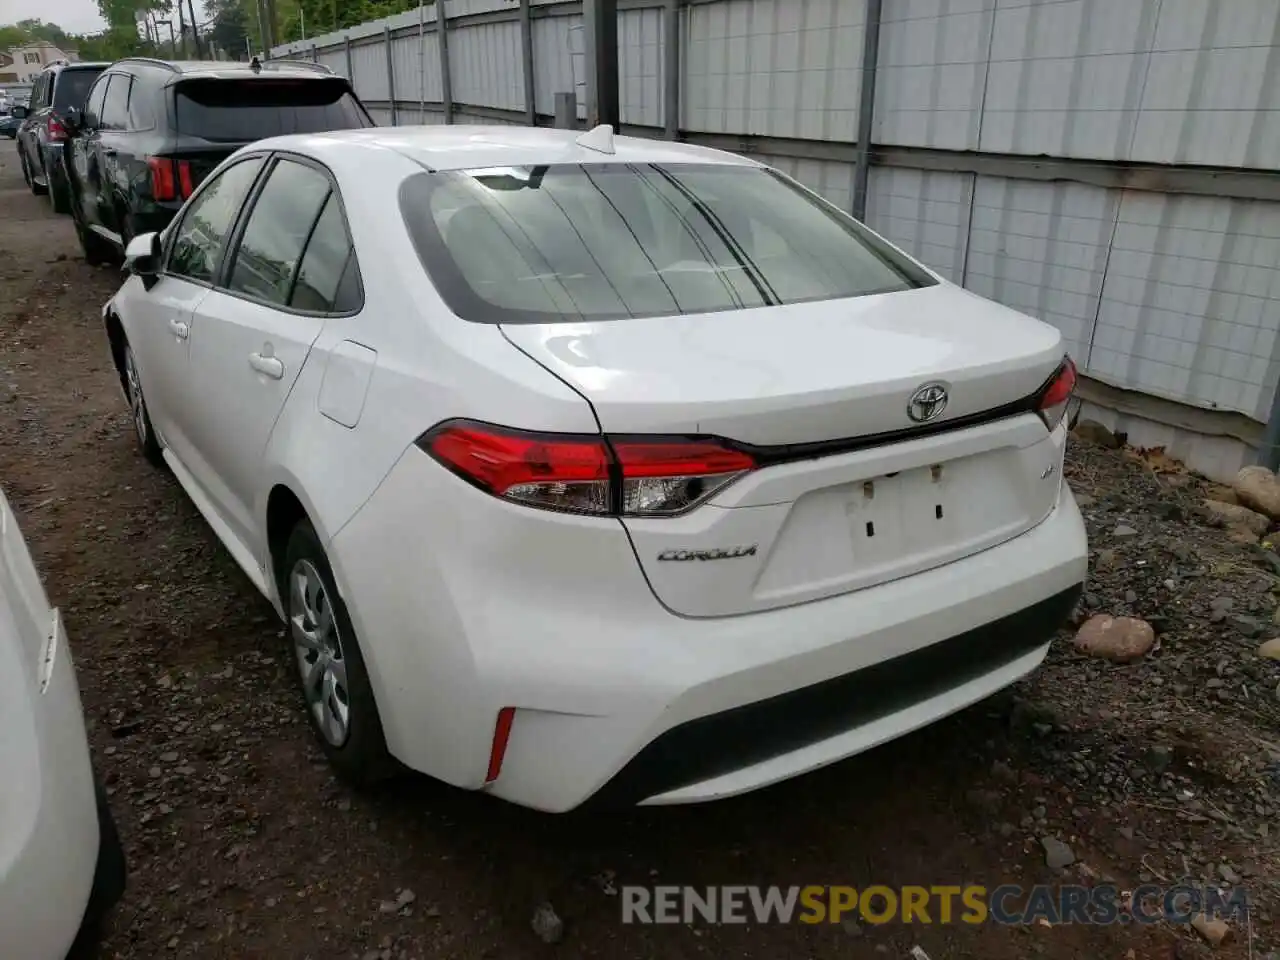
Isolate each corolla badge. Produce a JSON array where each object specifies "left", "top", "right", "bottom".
[
  {"left": 657, "top": 545, "right": 758, "bottom": 562},
  {"left": 907, "top": 382, "right": 949, "bottom": 423}
]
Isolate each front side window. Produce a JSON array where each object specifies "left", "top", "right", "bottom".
[
  {"left": 226, "top": 158, "right": 331, "bottom": 306},
  {"left": 399, "top": 163, "right": 934, "bottom": 324},
  {"left": 167, "top": 157, "right": 266, "bottom": 284},
  {"left": 83, "top": 75, "right": 108, "bottom": 127}
]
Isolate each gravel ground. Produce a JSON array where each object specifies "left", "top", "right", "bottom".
[{"left": 1, "top": 150, "right": 1277, "bottom": 960}]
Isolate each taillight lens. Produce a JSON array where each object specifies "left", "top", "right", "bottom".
[
  {"left": 419, "top": 421, "right": 756, "bottom": 517},
  {"left": 148, "top": 157, "right": 195, "bottom": 202},
  {"left": 46, "top": 115, "right": 66, "bottom": 141},
  {"left": 1037, "top": 357, "right": 1077, "bottom": 430}
]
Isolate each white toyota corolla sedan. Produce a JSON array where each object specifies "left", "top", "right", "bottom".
[{"left": 101, "top": 124, "right": 1088, "bottom": 812}]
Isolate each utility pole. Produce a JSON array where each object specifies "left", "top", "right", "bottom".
[
  {"left": 264, "top": 0, "right": 279, "bottom": 50},
  {"left": 175, "top": 0, "right": 188, "bottom": 58},
  {"left": 582, "top": 0, "right": 619, "bottom": 129},
  {"left": 187, "top": 0, "right": 203, "bottom": 58}
]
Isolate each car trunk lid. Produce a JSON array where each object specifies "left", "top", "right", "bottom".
[{"left": 501, "top": 282, "right": 1072, "bottom": 617}]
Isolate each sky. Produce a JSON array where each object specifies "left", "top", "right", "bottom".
[{"left": 3, "top": 0, "right": 108, "bottom": 35}]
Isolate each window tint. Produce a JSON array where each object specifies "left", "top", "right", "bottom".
[
  {"left": 83, "top": 76, "right": 108, "bottom": 127},
  {"left": 53, "top": 68, "right": 102, "bottom": 113},
  {"left": 173, "top": 78, "right": 371, "bottom": 143},
  {"left": 127, "top": 79, "right": 154, "bottom": 130},
  {"left": 290, "top": 193, "right": 360, "bottom": 312},
  {"left": 99, "top": 76, "right": 129, "bottom": 130},
  {"left": 167, "top": 157, "right": 266, "bottom": 284},
  {"left": 399, "top": 163, "right": 934, "bottom": 324},
  {"left": 227, "top": 159, "right": 331, "bottom": 306}
]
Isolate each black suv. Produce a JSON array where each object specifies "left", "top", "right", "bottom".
[
  {"left": 15, "top": 61, "right": 108, "bottom": 213},
  {"left": 65, "top": 57, "right": 373, "bottom": 264}
]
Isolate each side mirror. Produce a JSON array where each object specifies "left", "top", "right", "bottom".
[
  {"left": 124, "top": 232, "right": 162, "bottom": 290},
  {"left": 61, "top": 106, "right": 81, "bottom": 134},
  {"left": 11, "top": 105, "right": 27, "bottom": 120}
]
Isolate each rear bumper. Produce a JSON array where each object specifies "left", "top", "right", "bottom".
[{"left": 333, "top": 448, "right": 1088, "bottom": 812}]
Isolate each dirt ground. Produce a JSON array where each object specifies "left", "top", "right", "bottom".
[{"left": 2, "top": 152, "right": 1278, "bottom": 960}]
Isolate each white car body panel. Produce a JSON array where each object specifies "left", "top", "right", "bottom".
[
  {"left": 105, "top": 125, "right": 1090, "bottom": 811},
  {"left": 0, "top": 489, "right": 102, "bottom": 957}
]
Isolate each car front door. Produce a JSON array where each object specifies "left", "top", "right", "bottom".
[
  {"left": 126, "top": 155, "right": 268, "bottom": 463},
  {"left": 181, "top": 155, "right": 335, "bottom": 555},
  {"left": 70, "top": 75, "right": 109, "bottom": 229}
]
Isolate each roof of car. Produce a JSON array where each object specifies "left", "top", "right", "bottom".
[
  {"left": 45, "top": 61, "right": 109, "bottom": 72},
  {"left": 112, "top": 57, "right": 336, "bottom": 82},
  {"left": 254, "top": 125, "right": 762, "bottom": 173}
]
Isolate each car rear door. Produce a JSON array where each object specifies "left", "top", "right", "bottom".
[{"left": 179, "top": 154, "right": 337, "bottom": 555}]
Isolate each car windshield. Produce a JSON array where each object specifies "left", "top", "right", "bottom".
[
  {"left": 399, "top": 163, "right": 934, "bottom": 324},
  {"left": 53, "top": 68, "right": 102, "bottom": 112},
  {"left": 173, "top": 78, "right": 371, "bottom": 142}
]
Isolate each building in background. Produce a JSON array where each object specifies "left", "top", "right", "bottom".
[
  {"left": 7, "top": 41, "right": 80, "bottom": 82},
  {"left": 273, "top": 0, "right": 1280, "bottom": 483}
]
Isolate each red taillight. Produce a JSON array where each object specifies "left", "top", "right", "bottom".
[
  {"left": 46, "top": 115, "right": 66, "bottom": 142},
  {"left": 148, "top": 156, "right": 176, "bottom": 201},
  {"left": 419, "top": 420, "right": 756, "bottom": 516},
  {"left": 1037, "top": 357, "right": 1077, "bottom": 430},
  {"left": 147, "top": 157, "right": 195, "bottom": 202},
  {"left": 485, "top": 707, "right": 516, "bottom": 783}
]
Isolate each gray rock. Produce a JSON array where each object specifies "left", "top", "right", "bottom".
[
  {"left": 1041, "top": 836, "right": 1075, "bottom": 870},
  {"left": 1113, "top": 524, "right": 1139, "bottom": 538},
  {"left": 1143, "top": 744, "right": 1172, "bottom": 773},
  {"left": 1219, "top": 863, "right": 1239, "bottom": 885},
  {"left": 532, "top": 902, "right": 564, "bottom": 944}
]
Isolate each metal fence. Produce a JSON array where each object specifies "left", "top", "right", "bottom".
[{"left": 273, "top": 0, "right": 1280, "bottom": 477}]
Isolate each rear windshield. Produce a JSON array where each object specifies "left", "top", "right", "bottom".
[
  {"left": 53, "top": 68, "right": 103, "bottom": 112},
  {"left": 399, "top": 163, "right": 935, "bottom": 324},
  {"left": 173, "top": 78, "right": 371, "bottom": 142}
]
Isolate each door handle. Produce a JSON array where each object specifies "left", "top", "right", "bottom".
[
  {"left": 249, "top": 352, "right": 284, "bottom": 380},
  {"left": 168, "top": 318, "right": 188, "bottom": 339}
]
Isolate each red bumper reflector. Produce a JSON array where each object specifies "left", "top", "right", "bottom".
[{"left": 485, "top": 707, "right": 516, "bottom": 783}]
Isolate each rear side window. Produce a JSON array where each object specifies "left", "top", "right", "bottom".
[
  {"left": 226, "top": 158, "right": 332, "bottom": 306},
  {"left": 173, "top": 78, "right": 371, "bottom": 143},
  {"left": 399, "top": 163, "right": 935, "bottom": 324},
  {"left": 53, "top": 68, "right": 102, "bottom": 113},
  {"left": 167, "top": 157, "right": 266, "bottom": 284},
  {"left": 290, "top": 194, "right": 361, "bottom": 313}
]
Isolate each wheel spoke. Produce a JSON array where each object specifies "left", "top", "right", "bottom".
[
  {"left": 302, "top": 656, "right": 325, "bottom": 698},
  {"left": 291, "top": 614, "right": 321, "bottom": 651},
  {"left": 327, "top": 655, "right": 347, "bottom": 691}
]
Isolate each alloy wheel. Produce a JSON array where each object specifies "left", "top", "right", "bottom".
[
  {"left": 289, "top": 558, "right": 351, "bottom": 747},
  {"left": 123, "top": 349, "right": 149, "bottom": 446}
]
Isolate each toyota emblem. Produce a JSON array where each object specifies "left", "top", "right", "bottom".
[{"left": 907, "top": 383, "right": 949, "bottom": 423}]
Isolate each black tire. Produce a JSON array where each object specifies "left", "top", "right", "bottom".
[
  {"left": 29, "top": 151, "right": 47, "bottom": 195},
  {"left": 73, "top": 196, "right": 112, "bottom": 267},
  {"left": 19, "top": 148, "right": 32, "bottom": 188},
  {"left": 282, "top": 519, "right": 396, "bottom": 787},
  {"left": 67, "top": 780, "right": 127, "bottom": 959},
  {"left": 121, "top": 343, "right": 163, "bottom": 466},
  {"left": 51, "top": 179, "right": 71, "bottom": 214}
]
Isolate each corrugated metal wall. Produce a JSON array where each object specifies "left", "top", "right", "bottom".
[{"left": 275, "top": 0, "right": 1280, "bottom": 433}]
